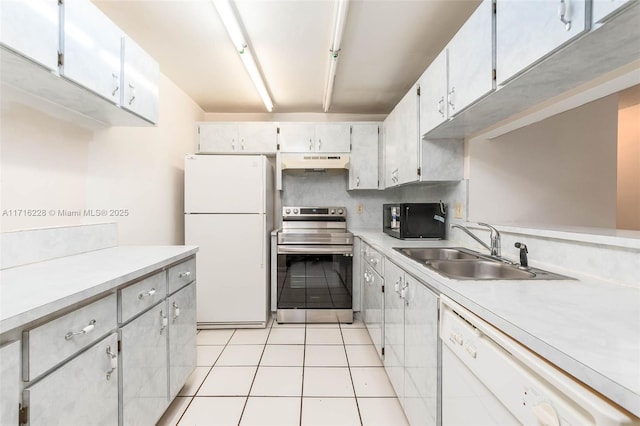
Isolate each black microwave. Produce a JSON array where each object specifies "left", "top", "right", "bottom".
[{"left": 383, "top": 203, "right": 447, "bottom": 239}]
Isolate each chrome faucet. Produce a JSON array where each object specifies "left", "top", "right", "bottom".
[{"left": 451, "top": 222, "right": 501, "bottom": 257}]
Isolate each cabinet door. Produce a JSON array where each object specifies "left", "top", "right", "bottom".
[
  {"left": 25, "top": 333, "right": 118, "bottom": 426},
  {"left": 315, "top": 123, "right": 351, "bottom": 152},
  {"left": 349, "top": 123, "right": 379, "bottom": 189},
  {"left": 197, "top": 123, "right": 239, "bottom": 153},
  {"left": 62, "top": 0, "right": 123, "bottom": 104},
  {"left": 383, "top": 112, "right": 398, "bottom": 188},
  {"left": 238, "top": 123, "right": 278, "bottom": 153},
  {"left": 363, "top": 266, "right": 384, "bottom": 360},
  {"left": 396, "top": 86, "right": 420, "bottom": 186},
  {"left": 121, "top": 303, "right": 169, "bottom": 426},
  {"left": 448, "top": 0, "right": 494, "bottom": 116},
  {"left": 496, "top": 0, "right": 588, "bottom": 85},
  {"left": 278, "top": 123, "right": 315, "bottom": 152},
  {"left": 0, "top": 341, "right": 20, "bottom": 426},
  {"left": 404, "top": 276, "right": 439, "bottom": 426},
  {"left": 122, "top": 35, "right": 159, "bottom": 124},
  {"left": 592, "top": 0, "right": 633, "bottom": 23},
  {"left": 383, "top": 259, "right": 405, "bottom": 403},
  {"left": 168, "top": 282, "right": 197, "bottom": 399},
  {"left": 418, "top": 50, "right": 448, "bottom": 136},
  {"left": 0, "top": 0, "right": 59, "bottom": 71}
]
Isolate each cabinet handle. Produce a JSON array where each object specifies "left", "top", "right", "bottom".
[
  {"left": 401, "top": 283, "right": 409, "bottom": 305},
  {"left": 356, "top": 177, "right": 360, "bottom": 187},
  {"left": 178, "top": 271, "right": 191, "bottom": 278},
  {"left": 138, "top": 288, "right": 156, "bottom": 300},
  {"left": 371, "top": 258, "right": 378, "bottom": 266},
  {"left": 160, "top": 310, "right": 168, "bottom": 334},
  {"left": 64, "top": 319, "right": 96, "bottom": 340},
  {"left": 241, "top": 139, "right": 245, "bottom": 150},
  {"left": 558, "top": 0, "right": 572, "bottom": 31},
  {"left": 318, "top": 139, "right": 321, "bottom": 150},
  {"left": 232, "top": 138, "right": 235, "bottom": 151},
  {"left": 437, "top": 97, "right": 445, "bottom": 117},
  {"left": 173, "top": 301, "right": 181, "bottom": 321},
  {"left": 111, "top": 73, "right": 119, "bottom": 97},
  {"left": 309, "top": 139, "right": 313, "bottom": 151},
  {"left": 448, "top": 87, "right": 456, "bottom": 111},
  {"left": 394, "top": 277, "right": 402, "bottom": 293},
  {"left": 128, "top": 83, "right": 136, "bottom": 105},
  {"left": 106, "top": 346, "right": 117, "bottom": 380}
]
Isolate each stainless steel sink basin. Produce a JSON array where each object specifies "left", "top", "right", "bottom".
[
  {"left": 394, "top": 247, "right": 480, "bottom": 261},
  {"left": 393, "top": 246, "right": 572, "bottom": 280},
  {"left": 426, "top": 259, "right": 536, "bottom": 280}
]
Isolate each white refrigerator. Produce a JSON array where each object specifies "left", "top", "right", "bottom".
[{"left": 184, "top": 154, "right": 273, "bottom": 327}]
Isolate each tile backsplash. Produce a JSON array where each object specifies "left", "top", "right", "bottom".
[{"left": 279, "top": 171, "right": 466, "bottom": 229}]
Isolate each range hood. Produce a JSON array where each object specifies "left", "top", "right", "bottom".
[{"left": 278, "top": 153, "right": 350, "bottom": 171}]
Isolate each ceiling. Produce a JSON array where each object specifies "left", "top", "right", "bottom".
[{"left": 92, "top": 0, "right": 482, "bottom": 114}]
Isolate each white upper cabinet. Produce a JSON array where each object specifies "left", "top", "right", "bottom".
[
  {"left": 447, "top": 0, "right": 494, "bottom": 116},
  {"left": 279, "top": 123, "right": 351, "bottom": 153},
  {"left": 62, "top": 0, "right": 123, "bottom": 104},
  {"left": 384, "top": 86, "right": 419, "bottom": 188},
  {"left": 592, "top": 0, "right": 633, "bottom": 23},
  {"left": 314, "top": 123, "right": 351, "bottom": 152},
  {"left": 239, "top": 123, "right": 278, "bottom": 153},
  {"left": 349, "top": 123, "right": 379, "bottom": 190},
  {"left": 396, "top": 86, "right": 420, "bottom": 186},
  {"left": 122, "top": 36, "right": 159, "bottom": 123},
  {"left": 198, "top": 123, "right": 277, "bottom": 154},
  {"left": 418, "top": 50, "right": 448, "bottom": 136},
  {"left": 496, "top": 0, "right": 588, "bottom": 86},
  {"left": 0, "top": 0, "right": 59, "bottom": 71}
]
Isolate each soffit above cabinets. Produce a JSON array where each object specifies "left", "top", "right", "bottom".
[{"left": 91, "top": 0, "right": 481, "bottom": 114}]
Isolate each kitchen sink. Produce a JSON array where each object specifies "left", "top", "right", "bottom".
[
  {"left": 395, "top": 247, "right": 479, "bottom": 261},
  {"left": 394, "top": 247, "right": 572, "bottom": 280},
  {"left": 426, "top": 259, "right": 536, "bottom": 280}
]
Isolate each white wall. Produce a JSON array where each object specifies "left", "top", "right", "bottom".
[
  {"left": 617, "top": 85, "right": 640, "bottom": 230},
  {"left": 468, "top": 94, "right": 618, "bottom": 228},
  {"left": 0, "top": 74, "right": 204, "bottom": 244}
]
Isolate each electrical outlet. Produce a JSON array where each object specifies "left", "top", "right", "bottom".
[
  {"left": 357, "top": 204, "right": 364, "bottom": 214},
  {"left": 454, "top": 202, "right": 463, "bottom": 219}
]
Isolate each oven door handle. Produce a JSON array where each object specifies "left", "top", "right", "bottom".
[{"left": 277, "top": 245, "right": 353, "bottom": 255}]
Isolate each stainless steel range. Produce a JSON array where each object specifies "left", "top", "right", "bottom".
[{"left": 276, "top": 206, "right": 354, "bottom": 323}]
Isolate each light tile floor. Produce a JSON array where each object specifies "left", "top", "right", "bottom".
[{"left": 157, "top": 319, "right": 409, "bottom": 426}]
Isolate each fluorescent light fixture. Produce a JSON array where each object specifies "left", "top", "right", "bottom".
[
  {"left": 323, "top": 0, "right": 350, "bottom": 113},
  {"left": 213, "top": 0, "right": 274, "bottom": 112}
]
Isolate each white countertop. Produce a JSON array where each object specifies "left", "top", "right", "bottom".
[
  {"left": 0, "top": 245, "right": 198, "bottom": 335},
  {"left": 351, "top": 228, "right": 640, "bottom": 417}
]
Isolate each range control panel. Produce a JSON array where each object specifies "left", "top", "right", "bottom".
[{"left": 282, "top": 206, "right": 346, "bottom": 218}]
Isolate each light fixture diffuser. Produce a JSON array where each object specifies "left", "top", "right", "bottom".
[
  {"left": 323, "top": 0, "right": 350, "bottom": 113},
  {"left": 213, "top": 0, "right": 274, "bottom": 112}
]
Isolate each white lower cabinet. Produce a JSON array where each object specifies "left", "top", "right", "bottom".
[
  {"left": 168, "top": 282, "right": 197, "bottom": 399},
  {"left": 24, "top": 333, "right": 119, "bottom": 426},
  {"left": 384, "top": 260, "right": 406, "bottom": 401},
  {"left": 362, "top": 263, "right": 384, "bottom": 359},
  {"left": 121, "top": 302, "right": 169, "bottom": 426},
  {"left": 0, "top": 341, "right": 20, "bottom": 425},
  {"left": 384, "top": 258, "right": 439, "bottom": 426},
  {"left": 403, "top": 274, "right": 439, "bottom": 426}
]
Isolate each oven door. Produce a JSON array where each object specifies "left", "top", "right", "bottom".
[{"left": 276, "top": 245, "right": 353, "bottom": 321}]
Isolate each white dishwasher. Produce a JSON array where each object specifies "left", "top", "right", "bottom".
[{"left": 440, "top": 296, "right": 637, "bottom": 425}]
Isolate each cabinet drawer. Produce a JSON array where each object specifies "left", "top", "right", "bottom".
[
  {"left": 362, "top": 243, "right": 384, "bottom": 276},
  {"left": 168, "top": 258, "right": 196, "bottom": 295},
  {"left": 119, "top": 272, "right": 166, "bottom": 323},
  {"left": 23, "top": 293, "right": 117, "bottom": 381}
]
